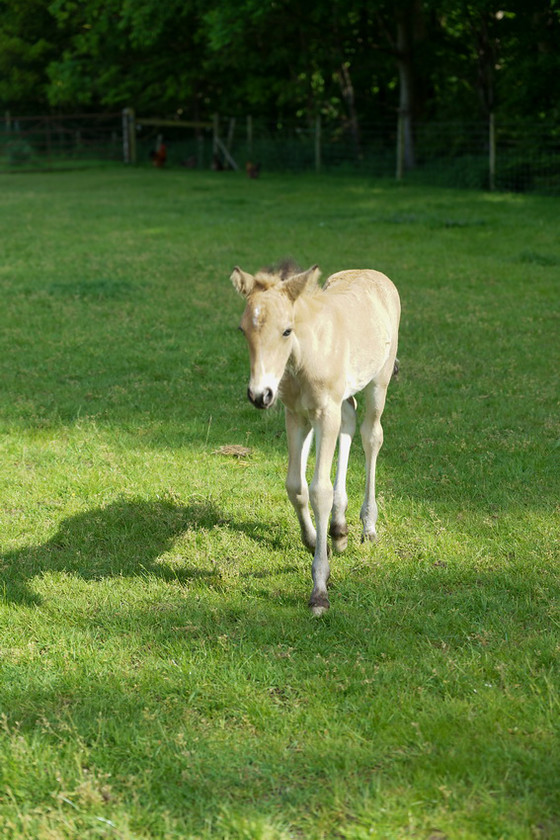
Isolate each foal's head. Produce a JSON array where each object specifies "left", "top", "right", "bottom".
[{"left": 231, "top": 264, "right": 320, "bottom": 409}]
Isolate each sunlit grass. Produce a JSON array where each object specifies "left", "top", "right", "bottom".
[{"left": 0, "top": 169, "right": 558, "bottom": 839}]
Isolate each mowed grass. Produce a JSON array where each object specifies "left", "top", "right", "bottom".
[{"left": 0, "top": 168, "right": 558, "bottom": 840}]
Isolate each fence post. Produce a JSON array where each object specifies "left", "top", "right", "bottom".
[
  {"left": 197, "top": 134, "right": 204, "bottom": 169},
  {"left": 129, "top": 109, "right": 136, "bottom": 164},
  {"left": 315, "top": 114, "right": 322, "bottom": 172},
  {"left": 226, "top": 117, "right": 235, "bottom": 151},
  {"left": 247, "top": 115, "right": 253, "bottom": 158},
  {"left": 489, "top": 112, "right": 496, "bottom": 191},
  {"left": 122, "top": 108, "right": 136, "bottom": 164},
  {"left": 121, "top": 111, "right": 128, "bottom": 162},
  {"left": 213, "top": 114, "right": 219, "bottom": 158},
  {"left": 46, "top": 116, "right": 53, "bottom": 166},
  {"left": 396, "top": 110, "right": 405, "bottom": 181}
]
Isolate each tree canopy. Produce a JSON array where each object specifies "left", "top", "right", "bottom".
[{"left": 1, "top": 0, "right": 559, "bottom": 130}]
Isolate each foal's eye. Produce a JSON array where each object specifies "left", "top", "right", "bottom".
[{"left": 283, "top": 328, "right": 292, "bottom": 337}]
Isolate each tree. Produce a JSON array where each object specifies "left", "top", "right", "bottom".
[
  {"left": 425, "top": 0, "right": 560, "bottom": 122},
  {"left": 0, "top": 0, "right": 63, "bottom": 112},
  {"left": 1, "top": 0, "right": 558, "bottom": 147},
  {"left": 46, "top": 0, "right": 210, "bottom": 116}
]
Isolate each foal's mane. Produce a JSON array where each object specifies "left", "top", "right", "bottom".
[
  {"left": 253, "top": 259, "right": 321, "bottom": 294},
  {"left": 268, "top": 258, "right": 303, "bottom": 280}
]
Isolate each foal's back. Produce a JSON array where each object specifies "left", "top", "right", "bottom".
[
  {"left": 317, "top": 270, "right": 400, "bottom": 392},
  {"left": 323, "top": 269, "right": 400, "bottom": 322}
]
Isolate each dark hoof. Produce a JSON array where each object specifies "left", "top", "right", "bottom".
[
  {"left": 331, "top": 534, "right": 348, "bottom": 554},
  {"left": 361, "top": 531, "right": 378, "bottom": 544},
  {"left": 329, "top": 522, "right": 348, "bottom": 539},
  {"left": 309, "top": 592, "right": 330, "bottom": 617}
]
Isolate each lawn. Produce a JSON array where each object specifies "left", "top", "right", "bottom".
[{"left": 0, "top": 168, "right": 558, "bottom": 839}]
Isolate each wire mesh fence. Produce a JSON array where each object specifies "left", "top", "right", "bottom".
[
  {"left": 0, "top": 113, "right": 123, "bottom": 172},
  {"left": 406, "top": 120, "right": 560, "bottom": 193},
  {"left": 1, "top": 111, "right": 559, "bottom": 195}
]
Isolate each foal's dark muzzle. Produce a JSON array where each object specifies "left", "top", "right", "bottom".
[{"left": 247, "top": 387, "right": 274, "bottom": 409}]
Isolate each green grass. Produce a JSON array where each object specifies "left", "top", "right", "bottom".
[{"left": 0, "top": 168, "right": 558, "bottom": 839}]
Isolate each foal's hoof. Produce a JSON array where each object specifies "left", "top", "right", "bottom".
[
  {"left": 302, "top": 533, "right": 317, "bottom": 553},
  {"left": 309, "top": 593, "right": 330, "bottom": 617},
  {"left": 361, "top": 530, "right": 378, "bottom": 544},
  {"left": 329, "top": 524, "right": 348, "bottom": 554},
  {"left": 332, "top": 534, "right": 348, "bottom": 553}
]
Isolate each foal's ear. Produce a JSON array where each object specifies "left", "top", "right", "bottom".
[
  {"left": 284, "top": 264, "right": 321, "bottom": 301},
  {"left": 230, "top": 266, "right": 255, "bottom": 297}
]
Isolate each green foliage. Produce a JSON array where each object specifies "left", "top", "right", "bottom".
[
  {"left": 2, "top": 0, "right": 560, "bottom": 134},
  {"left": 45, "top": 0, "right": 210, "bottom": 111},
  {"left": 0, "top": 170, "right": 559, "bottom": 838},
  {"left": 0, "top": 0, "right": 62, "bottom": 110}
]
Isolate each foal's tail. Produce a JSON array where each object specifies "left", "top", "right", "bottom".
[{"left": 393, "top": 358, "right": 400, "bottom": 377}]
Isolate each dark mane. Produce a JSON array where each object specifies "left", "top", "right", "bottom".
[{"left": 261, "top": 258, "right": 303, "bottom": 281}]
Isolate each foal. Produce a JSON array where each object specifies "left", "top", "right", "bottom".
[{"left": 231, "top": 264, "right": 400, "bottom": 615}]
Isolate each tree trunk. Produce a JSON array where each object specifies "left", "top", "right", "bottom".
[
  {"left": 336, "top": 62, "right": 362, "bottom": 161},
  {"left": 471, "top": 12, "right": 496, "bottom": 117},
  {"left": 396, "top": 14, "right": 415, "bottom": 170}
]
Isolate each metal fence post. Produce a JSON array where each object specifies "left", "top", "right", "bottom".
[
  {"left": 247, "top": 115, "right": 253, "bottom": 158},
  {"left": 315, "top": 114, "right": 322, "bottom": 172},
  {"left": 213, "top": 114, "right": 219, "bottom": 158},
  {"left": 396, "top": 110, "right": 405, "bottom": 181},
  {"left": 123, "top": 109, "right": 130, "bottom": 164},
  {"left": 489, "top": 113, "right": 496, "bottom": 191},
  {"left": 122, "top": 108, "right": 136, "bottom": 164}
]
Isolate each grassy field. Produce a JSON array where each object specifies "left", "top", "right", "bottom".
[{"left": 0, "top": 168, "right": 558, "bottom": 839}]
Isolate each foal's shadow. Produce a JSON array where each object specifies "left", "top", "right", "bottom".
[{"left": 2, "top": 497, "right": 283, "bottom": 606}]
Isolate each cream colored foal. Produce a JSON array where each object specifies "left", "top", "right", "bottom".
[{"left": 231, "top": 263, "right": 400, "bottom": 615}]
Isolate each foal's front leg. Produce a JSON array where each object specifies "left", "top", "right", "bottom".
[
  {"left": 285, "top": 410, "right": 316, "bottom": 552},
  {"left": 308, "top": 404, "right": 341, "bottom": 616}
]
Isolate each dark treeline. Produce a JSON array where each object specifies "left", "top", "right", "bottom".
[{"left": 1, "top": 0, "right": 559, "bottom": 139}]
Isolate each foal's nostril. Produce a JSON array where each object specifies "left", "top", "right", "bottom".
[{"left": 247, "top": 386, "right": 273, "bottom": 409}]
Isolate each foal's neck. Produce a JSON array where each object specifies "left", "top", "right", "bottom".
[
  {"left": 294, "top": 290, "right": 323, "bottom": 329},
  {"left": 288, "top": 293, "right": 325, "bottom": 376}
]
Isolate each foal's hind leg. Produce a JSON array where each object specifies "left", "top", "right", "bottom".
[
  {"left": 330, "top": 397, "right": 357, "bottom": 553},
  {"left": 360, "top": 380, "right": 389, "bottom": 542}
]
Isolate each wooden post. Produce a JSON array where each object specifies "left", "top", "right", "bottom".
[
  {"left": 122, "top": 110, "right": 129, "bottom": 163},
  {"left": 215, "top": 136, "right": 240, "bottom": 170},
  {"left": 197, "top": 134, "right": 204, "bottom": 169},
  {"left": 315, "top": 114, "right": 322, "bottom": 173},
  {"left": 46, "top": 116, "right": 53, "bottom": 165},
  {"left": 129, "top": 109, "right": 136, "bottom": 165},
  {"left": 212, "top": 113, "right": 219, "bottom": 157},
  {"left": 489, "top": 112, "right": 496, "bottom": 191},
  {"left": 396, "top": 110, "right": 405, "bottom": 182},
  {"left": 247, "top": 115, "right": 253, "bottom": 157},
  {"left": 226, "top": 117, "right": 235, "bottom": 151},
  {"left": 122, "top": 108, "right": 136, "bottom": 164}
]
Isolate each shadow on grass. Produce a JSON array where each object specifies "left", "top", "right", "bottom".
[
  {"left": 1, "top": 497, "right": 298, "bottom": 606},
  {"left": 2, "top": 503, "right": 560, "bottom": 834},
  {"left": 1, "top": 524, "right": 560, "bottom": 837}
]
